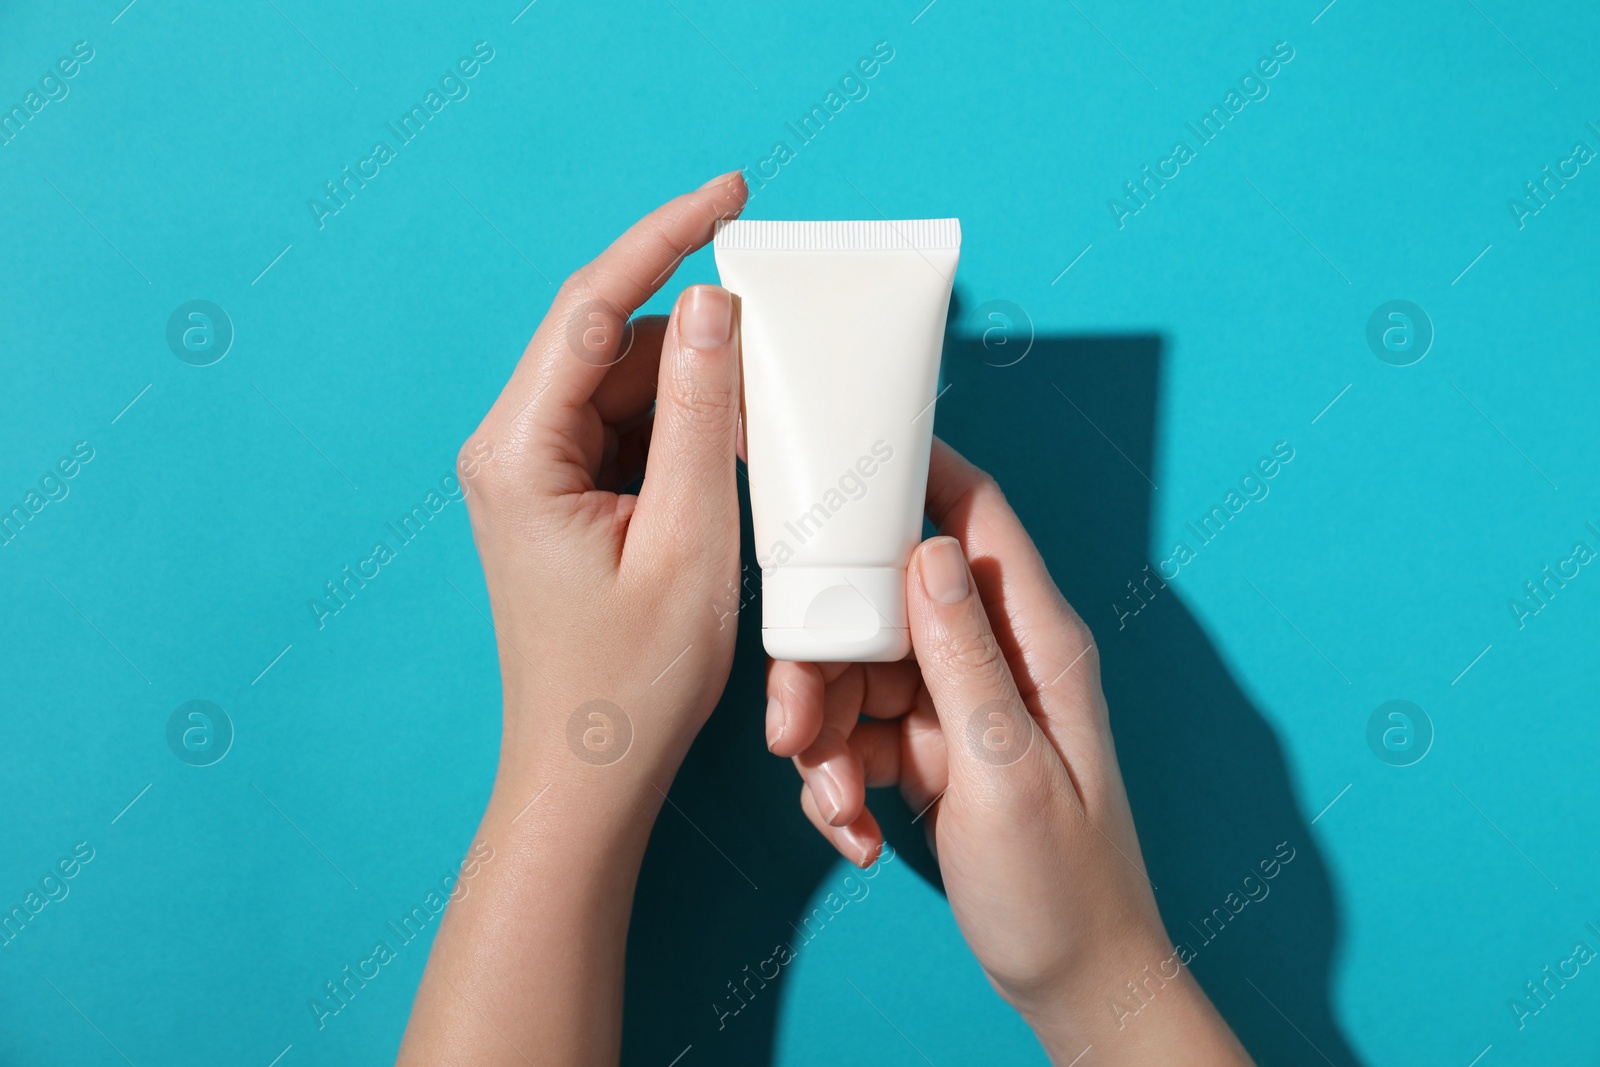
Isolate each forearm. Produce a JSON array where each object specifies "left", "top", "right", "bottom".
[{"left": 398, "top": 758, "right": 667, "bottom": 1066}]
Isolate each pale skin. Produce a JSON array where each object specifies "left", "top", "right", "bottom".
[{"left": 397, "top": 171, "right": 1253, "bottom": 1066}]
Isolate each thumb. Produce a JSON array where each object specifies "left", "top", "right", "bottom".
[
  {"left": 629, "top": 284, "right": 742, "bottom": 558},
  {"left": 907, "top": 536, "right": 1061, "bottom": 798}
]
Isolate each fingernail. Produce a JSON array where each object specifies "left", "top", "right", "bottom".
[
  {"left": 920, "top": 536, "right": 969, "bottom": 604},
  {"left": 698, "top": 169, "right": 739, "bottom": 190},
  {"left": 852, "top": 835, "right": 882, "bottom": 869},
  {"left": 681, "top": 285, "right": 733, "bottom": 349},
  {"left": 810, "top": 764, "right": 846, "bottom": 826},
  {"left": 765, "top": 695, "right": 785, "bottom": 749}
]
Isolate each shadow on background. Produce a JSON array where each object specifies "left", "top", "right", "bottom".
[{"left": 622, "top": 294, "right": 1361, "bottom": 1066}]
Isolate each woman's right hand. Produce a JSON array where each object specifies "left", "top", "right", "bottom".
[{"left": 765, "top": 438, "right": 1252, "bottom": 1064}]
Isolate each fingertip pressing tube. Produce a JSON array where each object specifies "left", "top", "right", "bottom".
[{"left": 714, "top": 218, "right": 961, "bottom": 662}]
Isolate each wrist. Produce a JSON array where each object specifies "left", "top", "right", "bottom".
[
  {"left": 487, "top": 749, "right": 671, "bottom": 859},
  {"left": 496, "top": 669, "right": 708, "bottom": 791},
  {"left": 1018, "top": 941, "right": 1251, "bottom": 1066}
]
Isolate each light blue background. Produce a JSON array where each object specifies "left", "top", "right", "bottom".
[{"left": 3, "top": 0, "right": 1598, "bottom": 1064}]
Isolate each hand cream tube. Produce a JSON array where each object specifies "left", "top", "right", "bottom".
[{"left": 714, "top": 219, "right": 960, "bottom": 662}]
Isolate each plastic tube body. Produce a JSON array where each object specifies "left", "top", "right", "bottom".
[{"left": 714, "top": 219, "right": 960, "bottom": 661}]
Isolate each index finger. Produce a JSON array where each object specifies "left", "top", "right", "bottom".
[
  {"left": 487, "top": 170, "right": 747, "bottom": 446},
  {"left": 925, "top": 437, "right": 1098, "bottom": 702}
]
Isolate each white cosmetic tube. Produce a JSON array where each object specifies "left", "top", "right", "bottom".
[{"left": 714, "top": 219, "right": 960, "bottom": 662}]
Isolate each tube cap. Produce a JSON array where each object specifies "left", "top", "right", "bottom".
[{"left": 761, "top": 566, "right": 910, "bottom": 662}]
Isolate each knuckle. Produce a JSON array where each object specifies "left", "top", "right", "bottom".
[
  {"left": 974, "top": 470, "right": 1007, "bottom": 505},
  {"left": 661, "top": 369, "right": 738, "bottom": 423},
  {"left": 936, "top": 625, "right": 1008, "bottom": 679},
  {"left": 1003, "top": 756, "right": 1061, "bottom": 814},
  {"left": 951, "top": 471, "right": 1005, "bottom": 519},
  {"left": 556, "top": 268, "right": 592, "bottom": 306},
  {"left": 455, "top": 430, "right": 512, "bottom": 509},
  {"left": 645, "top": 229, "right": 690, "bottom": 277},
  {"left": 1059, "top": 602, "right": 1096, "bottom": 657},
  {"left": 557, "top": 282, "right": 632, "bottom": 366},
  {"left": 455, "top": 432, "right": 493, "bottom": 481}
]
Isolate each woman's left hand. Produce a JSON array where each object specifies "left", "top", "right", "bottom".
[{"left": 401, "top": 171, "right": 750, "bottom": 1067}]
